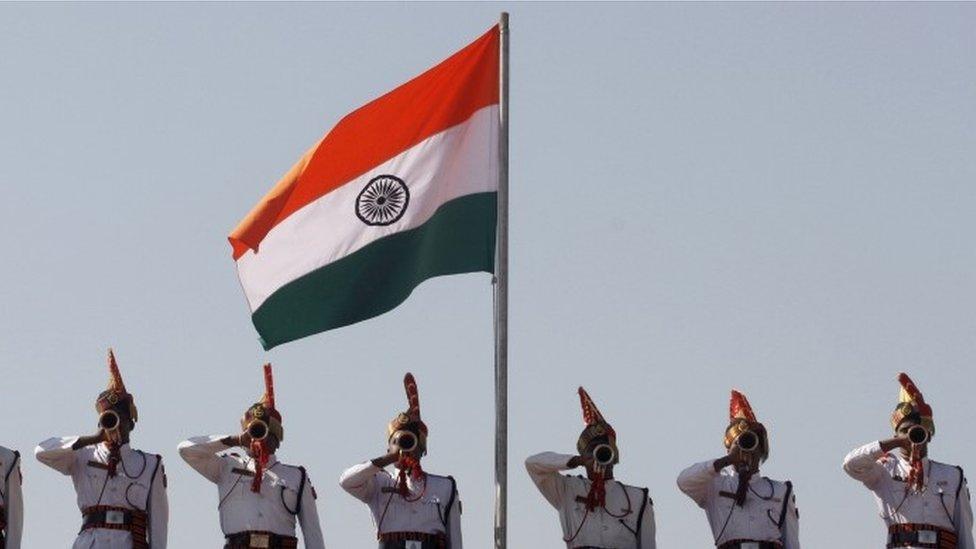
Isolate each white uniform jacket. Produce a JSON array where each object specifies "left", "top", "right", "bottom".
[
  {"left": 843, "top": 441, "right": 974, "bottom": 549},
  {"left": 677, "top": 460, "right": 799, "bottom": 549},
  {"left": 0, "top": 446, "right": 23, "bottom": 549},
  {"left": 177, "top": 435, "right": 325, "bottom": 549},
  {"left": 525, "top": 452, "right": 656, "bottom": 549},
  {"left": 339, "top": 462, "right": 462, "bottom": 548},
  {"left": 35, "top": 437, "right": 168, "bottom": 549}
]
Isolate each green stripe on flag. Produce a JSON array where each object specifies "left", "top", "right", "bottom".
[{"left": 252, "top": 191, "right": 497, "bottom": 349}]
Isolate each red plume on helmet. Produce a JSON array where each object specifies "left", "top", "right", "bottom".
[
  {"left": 96, "top": 349, "right": 138, "bottom": 422},
  {"left": 579, "top": 387, "right": 607, "bottom": 426},
  {"left": 404, "top": 373, "right": 422, "bottom": 424},
  {"left": 729, "top": 389, "right": 757, "bottom": 423},
  {"left": 576, "top": 387, "right": 616, "bottom": 454}
]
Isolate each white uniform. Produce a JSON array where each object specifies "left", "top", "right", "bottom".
[
  {"left": 677, "top": 461, "right": 800, "bottom": 549},
  {"left": 0, "top": 446, "right": 23, "bottom": 549},
  {"left": 525, "top": 452, "right": 656, "bottom": 549},
  {"left": 339, "top": 462, "right": 462, "bottom": 548},
  {"left": 843, "top": 441, "right": 974, "bottom": 549},
  {"left": 177, "top": 435, "right": 325, "bottom": 549},
  {"left": 35, "top": 437, "right": 168, "bottom": 549}
]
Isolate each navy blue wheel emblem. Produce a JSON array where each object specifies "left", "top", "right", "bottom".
[{"left": 356, "top": 175, "right": 410, "bottom": 226}]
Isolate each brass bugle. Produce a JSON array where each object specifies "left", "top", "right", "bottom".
[
  {"left": 99, "top": 410, "right": 121, "bottom": 431},
  {"left": 391, "top": 430, "right": 418, "bottom": 452},
  {"left": 735, "top": 430, "right": 760, "bottom": 452},
  {"left": 907, "top": 425, "right": 930, "bottom": 445},
  {"left": 592, "top": 443, "right": 616, "bottom": 466},
  {"left": 247, "top": 419, "right": 269, "bottom": 441}
]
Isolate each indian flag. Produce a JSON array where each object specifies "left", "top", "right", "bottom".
[{"left": 229, "top": 26, "right": 500, "bottom": 350}]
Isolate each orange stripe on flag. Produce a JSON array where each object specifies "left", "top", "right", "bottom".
[{"left": 229, "top": 26, "right": 500, "bottom": 260}]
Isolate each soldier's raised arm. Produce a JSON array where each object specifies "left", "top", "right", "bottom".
[{"left": 178, "top": 435, "right": 233, "bottom": 483}]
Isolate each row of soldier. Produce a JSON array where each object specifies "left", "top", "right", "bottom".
[{"left": 0, "top": 350, "right": 970, "bottom": 548}]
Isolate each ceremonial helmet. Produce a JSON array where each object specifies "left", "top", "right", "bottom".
[
  {"left": 891, "top": 372, "right": 934, "bottom": 438},
  {"left": 723, "top": 390, "right": 769, "bottom": 462},
  {"left": 576, "top": 387, "right": 619, "bottom": 464},
  {"left": 388, "top": 373, "right": 428, "bottom": 455},
  {"left": 242, "top": 364, "right": 284, "bottom": 442},
  {"left": 96, "top": 349, "right": 138, "bottom": 425}
]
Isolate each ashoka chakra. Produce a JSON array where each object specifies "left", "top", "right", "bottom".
[{"left": 356, "top": 175, "right": 410, "bottom": 226}]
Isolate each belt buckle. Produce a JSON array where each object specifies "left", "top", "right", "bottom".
[
  {"left": 405, "top": 542, "right": 422, "bottom": 549},
  {"left": 249, "top": 533, "right": 271, "bottom": 548},
  {"left": 918, "top": 531, "right": 938, "bottom": 544},
  {"left": 105, "top": 510, "right": 125, "bottom": 525},
  {"left": 741, "top": 544, "right": 761, "bottom": 549}
]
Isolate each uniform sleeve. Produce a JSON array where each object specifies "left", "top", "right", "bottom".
[
  {"left": 676, "top": 460, "right": 719, "bottom": 508},
  {"left": 955, "top": 474, "right": 974, "bottom": 549},
  {"left": 640, "top": 498, "right": 656, "bottom": 549},
  {"left": 5, "top": 453, "right": 23, "bottom": 549},
  {"left": 177, "top": 435, "right": 230, "bottom": 484},
  {"left": 842, "top": 441, "right": 887, "bottom": 490},
  {"left": 524, "top": 452, "right": 573, "bottom": 508},
  {"left": 298, "top": 474, "right": 326, "bottom": 549},
  {"left": 339, "top": 462, "right": 383, "bottom": 503},
  {"left": 781, "top": 487, "right": 800, "bottom": 549},
  {"left": 149, "top": 456, "right": 169, "bottom": 549},
  {"left": 34, "top": 436, "right": 80, "bottom": 475},
  {"left": 447, "top": 485, "right": 462, "bottom": 549}
]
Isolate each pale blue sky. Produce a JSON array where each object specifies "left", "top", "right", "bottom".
[{"left": 1, "top": 2, "right": 974, "bottom": 548}]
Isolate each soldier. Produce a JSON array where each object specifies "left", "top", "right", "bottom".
[
  {"left": 843, "top": 373, "right": 974, "bottom": 549},
  {"left": 0, "top": 444, "right": 23, "bottom": 548},
  {"left": 677, "top": 390, "right": 800, "bottom": 549},
  {"left": 178, "top": 364, "right": 324, "bottom": 549},
  {"left": 525, "top": 387, "right": 656, "bottom": 548},
  {"left": 35, "top": 349, "right": 168, "bottom": 549},
  {"left": 339, "top": 372, "right": 462, "bottom": 548}
]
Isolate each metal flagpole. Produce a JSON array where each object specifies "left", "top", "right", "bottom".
[{"left": 494, "top": 11, "right": 510, "bottom": 549}]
